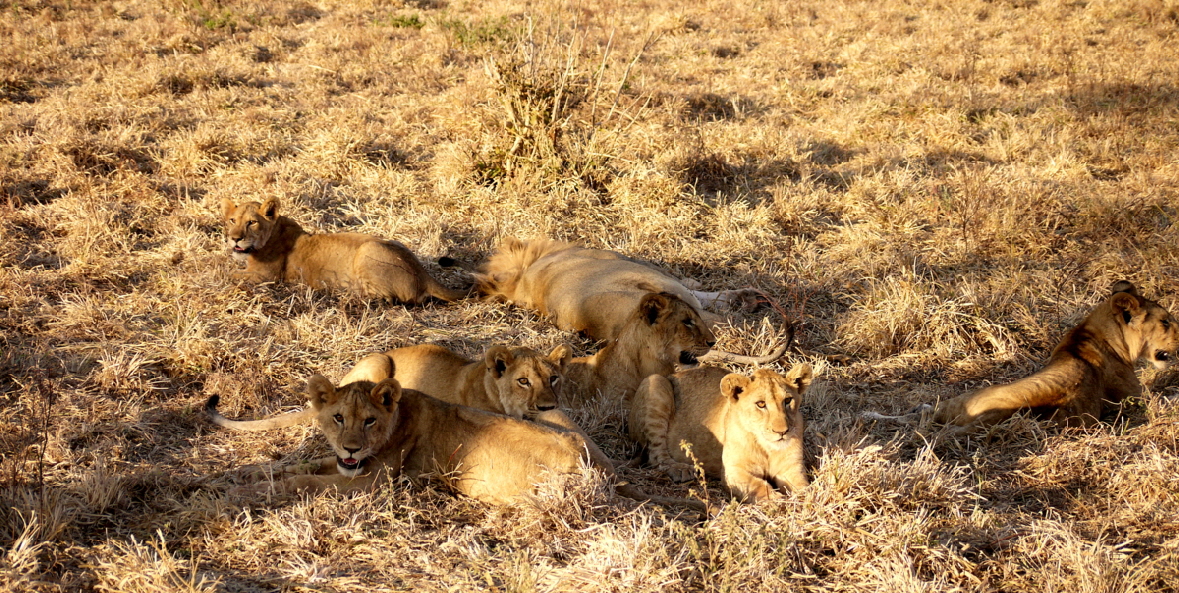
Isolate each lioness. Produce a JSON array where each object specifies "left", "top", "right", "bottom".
[
  {"left": 863, "top": 281, "right": 1179, "bottom": 430},
  {"left": 222, "top": 198, "right": 465, "bottom": 303},
  {"left": 476, "top": 238, "right": 787, "bottom": 364},
  {"left": 629, "top": 365, "right": 813, "bottom": 502},
  {"left": 206, "top": 354, "right": 704, "bottom": 510}
]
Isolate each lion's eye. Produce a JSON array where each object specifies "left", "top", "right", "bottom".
[
  {"left": 756, "top": 401, "right": 766, "bottom": 409},
  {"left": 1164, "top": 319, "right": 1172, "bottom": 329},
  {"left": 333, "top": 414, "right": 344, "bottom": 424},
  {"left": 247, "top": 221, "right": 257, "bottom": 227},
  {"left": 783, "top": 398, "right": 793, "bottom": 407},
  {"left": 517, "top": 378, "right": 530, "bottom": 386},
  {"left": 364, "top": 417, "right": 376, "bottom": 427},
  {"left": 549, "top": 376, "right": 560, "bottom": 386},
  {"left": 683, "top": 318, "right": 695, "bottom": 328}
]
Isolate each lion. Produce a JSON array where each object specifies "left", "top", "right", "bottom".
[
  {"left": 628, "top": 364, "right": 813, "bottom": 502},
  {"left": 862, "top": 281, "right": 1179, "bottom": 430},
  {"left": 358, "top": 342, "right": 627, "bottom": 473},
  {"left": 222, "top": 197, "right": 465, "bottom": 303},
  {"left": 475, "top": 238, "right": 788, "bottom": 364},
  {"left": 205, "top": 354, "right": 704, "bottom": 510},
  {"left": 365, "top": 343, "right": 572, "bottom": 420},
  {"left": 559, "top": 291, "right": 717, "bottom": 406}
]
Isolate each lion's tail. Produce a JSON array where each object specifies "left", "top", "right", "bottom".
[
  {"left": 205, "top": 395, "right": 316, "bottom": 431},
  {"left": 425, "top": 277, "right": 472, "bottom": 302},
  {"left": 474, "top": 237, "right": 573, "bottom": 301}
]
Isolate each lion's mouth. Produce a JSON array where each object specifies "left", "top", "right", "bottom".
[
  {"left": 231, "top": 245, "right": 256, "bottom": 254},
  {"left": 679, "top": 350, "right": 699, "bottom": 366},
  {"left": 337, "top": 456, "right": 366, "bottom": 472}
]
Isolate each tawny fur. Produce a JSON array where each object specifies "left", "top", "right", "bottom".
[
  {"left": 206, "top": 354, "right": 704, "bottom": 510},
  {"left": 476, "top": 238, "right": 783, "bottom": 364},
  {"left": 355, "top": 343, "right": 622, "bottom": 480},
  {"left": 629, "top": 365, "right": 812, "bottom": 502},
  {"left": 560, "top": 292, "right": 715, "bottom": 406},
  {"left": 349, "top": 343, "right": 573, "bottom": 420},
  {"left": 864, "top": 281, "right": 1179, "bottom": 430},
  {"left": 222, "top": 197, "right": 465, "bottom": 303}
]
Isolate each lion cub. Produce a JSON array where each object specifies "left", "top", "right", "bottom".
[
  {"left": 863, "top": 281, "right": 1179, "bottom": 430},
  {"left": 365, "top": 343, "right": 572, "bottom": 420},
  {"left": 222, "top": 198, "right": 465, "bottom": 303},
  {"left": 629, "top": 364, "right": 812, "bottom": 502}
]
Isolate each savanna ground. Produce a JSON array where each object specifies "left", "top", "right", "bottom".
[{"left": 2, "top": 0, "right": 1179, "bottom": 590}]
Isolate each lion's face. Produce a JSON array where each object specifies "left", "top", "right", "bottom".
[
  {"left": 1108, "top": 283, "right": 1179, "bottom": 370},
  {"left": 484, "top": 344, "right": 572, "bottom": 419},
  {"left": 307, "top": 375, "right": 401, "bottom": 478},
  {"left": 721, "top": 365, "right": 812, "bottom": 449},
  {"left": 637, "top": 292, "right": 716, "bottom": 367},
  {"left": 222, "top": 198, "right": 279, "bottom": 261}
]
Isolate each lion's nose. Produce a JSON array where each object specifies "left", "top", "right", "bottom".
[{"left": 706, "top": 340, "right": 717, "bottom": 348}]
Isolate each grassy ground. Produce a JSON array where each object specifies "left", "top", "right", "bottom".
[{"left": 3, "top": 0, "right": 1179, "bottom": 590}]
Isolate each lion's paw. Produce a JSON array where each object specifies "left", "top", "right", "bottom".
[{"left": 663, "top": 462, "right": 697, "bottom": 483}]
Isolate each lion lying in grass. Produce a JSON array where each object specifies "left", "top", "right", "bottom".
[
  {"left": 368, "top": 342, "right": 627, "bottom": 474},
  {"left": 629, "top": 365, "right": 812, "bottom": 502},
  {"left": 206, "top": 354, "right": 703, "bottom": 510},
  {"left": 863, "top": 281, "right": 1179, "bottom": 430},
  {"left": 222, "top": 197, "right": 465, "bottom": 303},
  {"left": 475, "top": 238, "right": 787, "bottom": 364},
  {"left": 372, "top": 343, "right": 572, "bottom": 420}
]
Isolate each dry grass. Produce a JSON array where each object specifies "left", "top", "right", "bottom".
[{"left": 2, "top": 0, "right": 1179, "bottom": 590}]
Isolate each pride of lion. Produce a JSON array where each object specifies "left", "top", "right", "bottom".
[{"left": 209, "top": 220, "right": 1179, "bottom": 509}]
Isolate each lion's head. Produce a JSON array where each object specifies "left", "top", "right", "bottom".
[
  {"left": 1108, "top": 281, "right": 1179, "bottom": 369},
  {"left": 483, "top": 344, "right": 573, "bottom": 419},
  {"left": 630, "top": 292, "right": 716, "bottom": 367},
  {"left": 721, "top": 365, "right": 812, "bottom": 449},
  {"left": 222, "top": 198, "right": 279, "bottom": 261},
  {"left": 307, "top": 374, "right": 401, "bottom": 478}
]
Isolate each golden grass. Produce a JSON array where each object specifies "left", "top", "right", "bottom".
[{"left": 3, "top": 0, "right": 1179, "bottom": 590}]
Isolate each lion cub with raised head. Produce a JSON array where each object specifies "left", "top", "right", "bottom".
[
  {"left": 863, "top": 281, "right": 1179, "bottom": 430},
  {"left": 356, "top": 343, "right": 572, "bottom": 420},
  {"left": 629, "top": 364, "right": 813, "bottom": 502},
  {"left": 222, "top": 197, "right": 465, "bottom": 303}
]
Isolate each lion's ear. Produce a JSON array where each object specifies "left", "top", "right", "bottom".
[
  {"left": 259, "top": 198, "right": 279, "bottom": 219},
  {"left": 306, "top": 374, "right": 336, "bottom": 409},
  {"left": 486, "top": 345, "right": 513, "bottom": 378},
  {"left": 548, "top": 343, "right": 573, "bottom": 368},
  {"left": 639, "top": 293, "right": 671, "bottom": 325},
  {"left": 784, "top": 363, "right": 814, "bottom": 395},
  {"left": 1111, "top": 280, "right": 1139, "bottom": 297},
  {"left": 221, "top": 197, "right": 237, "bottom": 219},
  {"left": 370, "top": 378, "right": 402, "bottom": 409},
  {"left": 721, "top": 374, "right": 751, "bottom": 402},
  {"left": 1111, "top": 292, "right": 1142, "bottom": 324}
]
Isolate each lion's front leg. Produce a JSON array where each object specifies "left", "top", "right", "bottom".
[
  {"left": 628, "top": 375, "right": 696, "bottom": 483},
  {"left": 723, "top": 468, "right": 778, "bottom": 503},
  {"left": 768, "top": 443, "right": 808, "bottom": 493}
]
